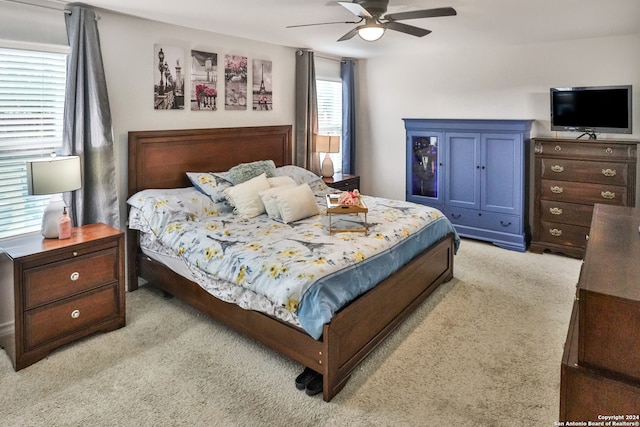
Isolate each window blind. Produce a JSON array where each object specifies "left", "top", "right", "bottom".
[
  {"left": 0, "top": 47, "right": 67, "bottom": 239},
  {"left": 316, "top": 79, "right": 342, "bottom": 172}
]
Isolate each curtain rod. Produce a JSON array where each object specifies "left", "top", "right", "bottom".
[{"left": 1, "top": 0, "right": 70, "bottom": 13}]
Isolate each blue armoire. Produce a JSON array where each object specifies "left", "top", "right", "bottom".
[{"left": 404, "top": 119, "right": 532, "bottom": 252}]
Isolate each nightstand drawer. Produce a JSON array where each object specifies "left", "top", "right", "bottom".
[
  {"left": 24, "top": 285, "right": 118, "bottom": 350},
  {"left": 24, "top": 247, "right": 119, "bottom": 310}
]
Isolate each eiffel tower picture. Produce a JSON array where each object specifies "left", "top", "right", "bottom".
[{"left": 252, "top": 59, "right": 272, "bottom": 111}]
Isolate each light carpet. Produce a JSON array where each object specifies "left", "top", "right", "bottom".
[{"left": 0, "top": 238, "right": 581, "bottom": 426}]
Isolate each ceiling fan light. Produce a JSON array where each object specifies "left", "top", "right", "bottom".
[{"left": 358, "top": 25, "right": 385, "bottom": 41}]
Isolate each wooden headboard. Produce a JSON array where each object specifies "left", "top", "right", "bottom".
[{"left": 127, "top": 125, "right": 292, "bottom": 197}]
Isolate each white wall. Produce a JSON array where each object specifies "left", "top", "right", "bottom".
[
  {"left": 357, "top": 34, "right": 640, "bottom": 204},
  {"left": 1, "top": 3, "right": 297, "bottom": 229}
]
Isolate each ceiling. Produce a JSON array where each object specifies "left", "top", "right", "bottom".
[{"left": 52, "top": 0, "right": 640, "bottom": 59}]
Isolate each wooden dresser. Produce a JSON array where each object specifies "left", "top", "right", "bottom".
[
  {"left": 530, "top": 137, "right": 637, "bottom": 258},
  {"left": 0, "top": 223, "right": 125, "bottom": 370},
  {"left": 559, "top": 204, "right": 640, "bottom": 421}
]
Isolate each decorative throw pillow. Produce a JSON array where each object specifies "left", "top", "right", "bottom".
[
  {"left": 274, "top": 183, "right": 320, "bottom": 224},
  {"left": 228, "top": 160, "right": 276, "bottom": 185},
  {"left": 223, "top": 173, "right": 271, "bottom": 219},
  {"left": 259, "top": 183, "right": 297, "bottom": 220},
  {"left": 267, "top": 175, "right": 297, "bottom": 188},
  {"left": 187, "top": 172, "right": 232, "bottom": 201},
  {"left": 273, "top": 165, "right": 320, "bottom": 185}
]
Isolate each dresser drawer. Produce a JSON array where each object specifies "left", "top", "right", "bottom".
[
  {"left": 538, "top": 220, "right": 589, "bottom": 248},
  {"left": 24, "top": 248, "right": 119, "bottom": 310},
  {"left": 448, "top": 207, "right": 520, "bottom": 234},
  {"left": 540, "top": 180, "right": 627, "bottom": 206},
  {"left": 539, "top": 200, "right": 593, "bottom": 227},
  {"left": 540, "top": 158, "right": 629, "bottom": 186},
  {"left": 24, "top": 285, "right": 119, "bottom": 350},
  {"left": 536, "top": 140, "right": 635, "bottom": 160}
]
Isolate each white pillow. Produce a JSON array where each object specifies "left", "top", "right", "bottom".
[
  {"left": 259, "top": 183, "right": 297, "bottom": 219},
  {"left": 223, "top": 173, "right": 271, "bottom": 219},
  {"left": 268, "top": 175, "right": 297, "bottom": 188},
  {"left": 275, "top": 184, "right": 320, "bottom": 224}
]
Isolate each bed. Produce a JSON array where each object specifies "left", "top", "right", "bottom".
[{"left": 127, "top": 125, "right": 457, "bottom": 401}]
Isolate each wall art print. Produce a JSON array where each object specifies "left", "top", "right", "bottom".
[
  {"left": 224, "top": 54, "right": 247, "bottom": 110},
  {"left": 191, "top": 50, "right": 218, "bottom": 111},
  {"left": 154, "top": 44, "right": 185, "bottom": 110},
  {"left": 252, "top": 59, "right": 272, "bottom": 111}
]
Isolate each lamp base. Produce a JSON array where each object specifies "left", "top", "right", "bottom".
[
  {"left": 41, "top": 195, "right": 65, "bottom": 239},
  {"left": 321, "top": 154, "right": 335, "bottom": 179}
]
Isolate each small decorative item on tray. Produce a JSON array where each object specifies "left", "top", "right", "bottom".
[{"left": 326, "top": 189, "right": 368, "bottom": 234}]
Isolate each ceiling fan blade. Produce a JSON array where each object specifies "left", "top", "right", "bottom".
[
  {"left": 338, "top": 1, "right": 373, "bottom": 18},
  {"left": 385, "top": 7, "right": 457, "bottom": 21},
  {"left": 286, "top": 20, "right": 360, "bottom": 28},
  {"left": 337, "top": 27, "right": 360, "bottom": 42},
  {"left": 386, "top": 22, "right": 432, "bottom": 37}
]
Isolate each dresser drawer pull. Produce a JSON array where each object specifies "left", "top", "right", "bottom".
[
  {"left": 499, "top": 221, "right": 512, "bottom": 227},
  {"left": 605, "top": 147, "right": 613, "bottom": 155},
  {"left": 549, "top": 228, "right": 562, "bottom": 237},
  {"left": 601, "top": 168, "right": 617, "bottom": 177},
  {"left": 549, "top": 207, "right": 563, "bottom": 215},
  {"left": 451, "top": 213, "right": 461, "bottom": 219},
  {"left": 71, "top": 309, "right": 80, "bottom": 319},
  {"left": 551, "top": 165, "right": 564, "bottom": 173},
  {"left": 554, "top": 145, "right": 562, "bottom": 152},
  {"left": 601, "top": 191, "right": 616, "bottom": 200},
  {"left": 73, "top": 251, "right": 78, "bottom": 257},
  {"left": 70, "top": 272, "right": 80, "bottom": 281},
  {"left": 550, "top": 186, "right": 563, "bottom": 194}
]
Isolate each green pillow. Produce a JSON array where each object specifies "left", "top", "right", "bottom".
[{"left": 228, "top": 160, "right": 276, "bottom": 185}]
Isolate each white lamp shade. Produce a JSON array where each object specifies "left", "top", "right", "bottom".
[
  {"left": 358, "top": 25, "right": 385, "bottom": 41},
  {"left": 26, "top": 156, "right": 82, "bottom": 195},
  {"left": 314, "top": 135, "right": 341, "bottom": 153}
]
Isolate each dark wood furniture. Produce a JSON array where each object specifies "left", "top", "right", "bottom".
[
  {"left": 322, "top": 173, "right": 360, "bottom": 191},
  {"left": 127, "top": 125, "right": 456, "bottom": 402},
  {"left": 531, "top": 137, "right": 637, "bottom": 258},
  {"left": 0, "top": 223, "right": 125, "bottom": 370},
  {"left": 560, "top": 204, "right": 640, "bottom": 421}
]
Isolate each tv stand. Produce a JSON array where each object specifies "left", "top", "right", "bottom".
[{"left": 576, "top": 131, "right": 597, "bottom": 140}]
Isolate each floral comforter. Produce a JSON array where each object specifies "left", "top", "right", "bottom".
[{"left": 128, "top": 180, "right": 459, "bottom": 339}]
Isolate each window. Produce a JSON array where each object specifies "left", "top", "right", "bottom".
[
  {"left": 0, "top": 47, "right": 67, "bottom": 239},
  {"left": 316, "top": 79, "right": 342, "bottom": 173}
]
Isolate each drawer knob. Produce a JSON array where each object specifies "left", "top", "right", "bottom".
[
  {"left": 71, "top": 309, "right": 80, "bottom": 319},
  {"left": 601, "top": 191, "right": 616, "bottom": 200},
  {"left": 550, "top": 186, "right": 563, "bottom": 194},
  {"left": 605, "top": 147, "right": 613, "bottom": 154},
  {"left": 549, "top": 228, "right": 562, "bottom": 237},
  {"left": 551, "top": 165, "right": 564, "bottom": 173},
  {"left": 601, "top": 168, "right": 617, "bottom": 177},
  {"left": 549, "top": 207, "right": 563, "bottom": 215},
  {"left": 73, "top": 251, "right": 78, "bottom": 257},
  {"left": 554, "top": 145, "right": 562, "bottom": 152},
  {"left": 70, "top": 272, "right": 80, "bottom": 281}
]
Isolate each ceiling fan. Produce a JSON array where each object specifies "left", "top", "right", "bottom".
[{"left": 286, "top": 0, "right": 457, "bottom": 42}]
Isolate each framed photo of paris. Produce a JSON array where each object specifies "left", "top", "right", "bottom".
[
  {"left": 252, "top": 59, "right": 272, "bottom": 111},
  {"left": 154, "top": 44, "right": 185, "bottom": 110},
  {"left": 191, "top": 50, "right": 218, "bottom": 111},
  {"left": 224, "top": 54, "right": 247, "bottom": 110}
]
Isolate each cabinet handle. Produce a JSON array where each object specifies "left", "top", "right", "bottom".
[
  {"left": 551, "top": 165, "right": 564, "bottom": 173},
  {"left": 605, "top": 147, "right": 613, "bottom": 155},
  {"left": 601, "top": 168, "right": 617, "bottom": 177},
  {"left": 550, "top": 186, "right": 563, "bottom": 194},
  {"left": 71, "top": 309, "right": 80, "bottom": 319},
  {"left": 70, "top": 272, "right": 80, "bottom": 281},
  {"left": 500, "top": 221, "right": 511, "bottom": 227},
  {"left": 549, "top": 207, "right": 563, "bottom": 215},
  {"left": 549, "top": 228, "right": 562, "bottom": 237},
  {"left": 554, "top": 145, "right": 562, "bottom": 152},
  {"left": 451, "top": 213, "right": 461, "bottom": 219},
  {"left": 601, "top": 191, "right": 616, "bottom": 200}
]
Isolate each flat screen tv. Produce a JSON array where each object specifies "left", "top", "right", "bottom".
[{"left": 550, "top": 85, "right": 632, "bottom": 137}]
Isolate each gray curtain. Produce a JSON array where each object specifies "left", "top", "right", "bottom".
[
  {"left": 294, "top": 50, "right": 320, "bottom": 175},
  {"left": 63, "top": 4, "right": 119, "bottom": 228},
  {"left": 341, "top": 58, "right": 356, "bottom": 175}
]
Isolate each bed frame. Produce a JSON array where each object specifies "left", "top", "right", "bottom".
[{"left": 127, "top": 125, "right": 455, "bottom": 401}]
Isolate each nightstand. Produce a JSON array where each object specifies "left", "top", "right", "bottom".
[
  {"left": 322, "top": 173, "right": 360, "bottom": 192},
  {"left": 0, "top": 223, "right": 125, "bottom": 370}
]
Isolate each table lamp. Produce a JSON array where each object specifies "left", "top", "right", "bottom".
[
  {"left": 315, "top": 134, "right": 341, "bottom": 178},
  {"left": 26, "top": 155, "right": 82, "bottom": 238}
]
